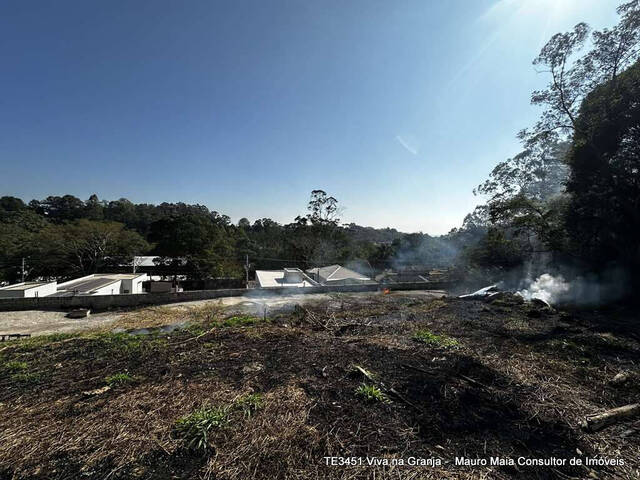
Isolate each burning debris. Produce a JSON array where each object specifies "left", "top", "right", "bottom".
[{"left": 518, "top": 273, "right": 570, "bottom": 306}]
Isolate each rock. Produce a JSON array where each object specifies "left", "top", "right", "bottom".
[
  {"left": 67, "top": 308, "right": 90, "bottom": 319},
  {"left": 610, "top": 371, "right": 634, "bottom": 386},
  {"left": 82, "top": 386, "right": 110, "bottom": 397},
  {"left": 242, "top": 362, "right": 264, "bottom": 374}
]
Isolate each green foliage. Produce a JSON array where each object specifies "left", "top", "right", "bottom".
[
  {"left": 11, "top": 372, "right": 41, "bottom": 384},
  {"left": 105, "top": 372, "right": 135, "bottom": 387},
  {"left": 175, "top": 394, "right": 264, "bottom": 450},
  {"left": 222, "top": 315, "right": 263, "bottom": 327},
  {"left": 355, "top": 384, "right": 386, "bottom": 403},
  {"left": 565, "top": 60, "right": 640, "bottom": 275},
  {"left": 175, "top": 406, "right": 230, "bottom": 450},
  {"left": 88, "top": 333, "right": 167, "bottom": 358},
  {"left": 234, "top": 393, "right": 263, "bottom": 418},
  {"left": 412, "top": 329, "right": 459, "bottom": 347},
  {"left": 3, "top": 360, "right": 28, "bottom": 373}
]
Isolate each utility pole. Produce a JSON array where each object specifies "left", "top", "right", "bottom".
[
  {"left": 132, "top": 255, "right": 137, "bottom": 274},
  {"left": 244, "top": 254, "right": 249, "bottom": 288},
  {"left": 21, "top": 258, "right": 25, "bottom": 282}
]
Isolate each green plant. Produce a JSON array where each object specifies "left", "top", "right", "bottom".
[
  {"left": 412, "top": 329, "right": 459, "bottom": 347},
  {"left": 235, "top": 393, "right": 263, "bottom": 418},
  {"left": 3, "top": 360, "right": 28, "bottom": 373},
  {"left": 175, "top": 406, "right": 230, "bottom": 450},
  {"left": 222, "top": 315, "right": 262, "bottom": 327},
  {"left": 105, "top": 372, "right": 135, "bottom": 387},
  {"left": 355, "top": 384, "right": 386, "bottom": 402},
  {"left": 11, "top": 372, "right": 41, "bottom": 384}
]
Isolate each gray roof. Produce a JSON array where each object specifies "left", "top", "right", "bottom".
[
  {"left": 306, "top": 265, "right": 370, "bottom": 282},
  {"left": 0, "top": 281, "right": 53, "bottom": 291},
  {"left": 57, "top": 274, "right": 145, "bottom": 294}
]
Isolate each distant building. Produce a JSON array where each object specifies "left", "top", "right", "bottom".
[
  {"left": 55, "top": 273, "right": 148, "bottom": 296},
  {"left": 255, "top": 268, "right": 319, "bottom": 288},
  {"left": 306, "top": 265, "right": 375, "bottom": 286},
  {"left": 0, "top": 281, "right": 57, "bottom": 298}
]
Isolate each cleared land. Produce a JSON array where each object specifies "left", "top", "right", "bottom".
[{"left": 0, "top": 292, "right": 638, "bottom": 479}]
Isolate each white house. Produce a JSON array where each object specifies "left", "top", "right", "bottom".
[
  {"left": 306, "top": 265, "right": 375, "bottom": 286},
  {"left": 55, "top": 273, "right": 148, "bottom": 296},
  {"left": 0, "top": 281, "right": 58, "bottom": 298},
  {"left": 255, "top": 268, "right": 319, "bottom": 288}
]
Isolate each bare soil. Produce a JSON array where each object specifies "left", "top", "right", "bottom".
[{"left": 0, "top": 292, "right": 638, "bottom": 479}]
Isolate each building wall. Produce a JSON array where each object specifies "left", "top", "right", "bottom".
[
  {"left": 0, "top": 282, "right": 57, "bottom": 299},
  {"left": 121, "top": 275, "right": 148, "bottom": 294},
  {"left": 90, "top": 281, "right": 122, "bottom": 296}
]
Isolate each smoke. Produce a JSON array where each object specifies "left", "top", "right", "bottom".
[
  {"left": 516, "top": 268, "right": 630, "bottom": 307},
  {"left": 518, "top": 273, "right": 570, "bottom": 305}
]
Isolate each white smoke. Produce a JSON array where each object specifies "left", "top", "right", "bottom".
[{"left": 518, "top": 273, "right": 570, "bottom": 305}]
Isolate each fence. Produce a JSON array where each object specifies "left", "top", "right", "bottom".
[{"left": 0, "top": 282, "right": 454, "bottom": 312}]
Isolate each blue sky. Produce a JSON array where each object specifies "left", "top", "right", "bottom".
[{"left": 0, "top": 0, "right": 621, "bottom": 234}]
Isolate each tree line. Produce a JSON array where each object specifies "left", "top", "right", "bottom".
[{"left": 0, "top": 190, "right": 464, "bottom": 283}]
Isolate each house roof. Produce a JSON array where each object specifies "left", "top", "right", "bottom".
[
  {"left": 0, "top": 281, "right": 55, "bottom": 291},
  {"left": 57, "top": 273, "right": 147, "bottom": 294},
  {"left": 255, "top": 270, "right": 319, "bottom": 288},
  {"left": 306, "top": 265, "right": 371, "bottom": 282}
]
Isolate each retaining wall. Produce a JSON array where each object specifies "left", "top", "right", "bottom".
[{"left": 0, "top": 282, "right": 453, "bottom": 312}]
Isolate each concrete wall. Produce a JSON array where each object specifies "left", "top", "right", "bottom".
[{"left": 0, "top": 282, "right": 454, "bottom": 312}]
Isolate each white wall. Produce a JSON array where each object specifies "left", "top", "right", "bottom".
[
  {"left": 90, "top": 281, "right": 122, "bottom": 296},
  {"left": 0, "top": 282, "right": 57, "bottom": 298},
  {"left": 121, "top": 274, "right": 148, "bottom": 294}
]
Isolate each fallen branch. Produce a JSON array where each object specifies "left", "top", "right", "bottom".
[{"left": 581, "top": 403, "right": 640, "bottom": 432}]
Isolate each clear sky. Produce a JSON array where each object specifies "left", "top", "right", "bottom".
[{"left": 0, "top": 0, "right": 621, "bottom": 234}]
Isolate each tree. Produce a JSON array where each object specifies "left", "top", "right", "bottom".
[
  {"left": 529, "top": 1, "right": 640, "bottom": 141},
  {"left": 307, "top": 190, "right": 340, "bottom": 226},
  {"left": 564, "top": 59, "right": 640, "bottom": 275},
  {"left": 29, "top": 220, "right": 149, "bottom": 278}
]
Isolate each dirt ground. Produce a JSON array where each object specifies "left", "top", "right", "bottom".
[
  {"left": 0, "top": 290, "right": 447, "bottom": 336},
  {"left": 0, "top": 291, "right": 638, "bottom": 479}
]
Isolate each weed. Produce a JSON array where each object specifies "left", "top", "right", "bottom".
[
  {"left": 11, "top": 372, "right": 41, "bottom": 384},
  {"left": 355, "top": 384, "right": 386, "bottom": 402},
  {"left": 235, "top": 393, "right": 263, "bottom": 418},
  {"left": 412, "top": 329, "right": 459, "bottom": 347},
  {"left": 105, "top": 372, "right": 135, "bottom": 387},
  {"left": 175, "top": 405, "right": 230, "bottom": 450},
  {"left": 89, "top": 333, "right": 167, "bottom": 357},
  {"left": 3, "top": 361, "right": 28, "bottom": 373},
  {"left": 223, "top": 315, "right": 263, "bottom": 327},
  {"left": 8, "top": 333, "right": 77, "bottom": 352},
  {"left": 185, "top": 323, "right": 207, "bottom": 336}
]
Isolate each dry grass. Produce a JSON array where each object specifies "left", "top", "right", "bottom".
[
  {"left": 112, "top": 303, "right": 225, "bottom": 330},
  {"left": 0, "top": 294, "right": 638, "bottom": 479}
]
